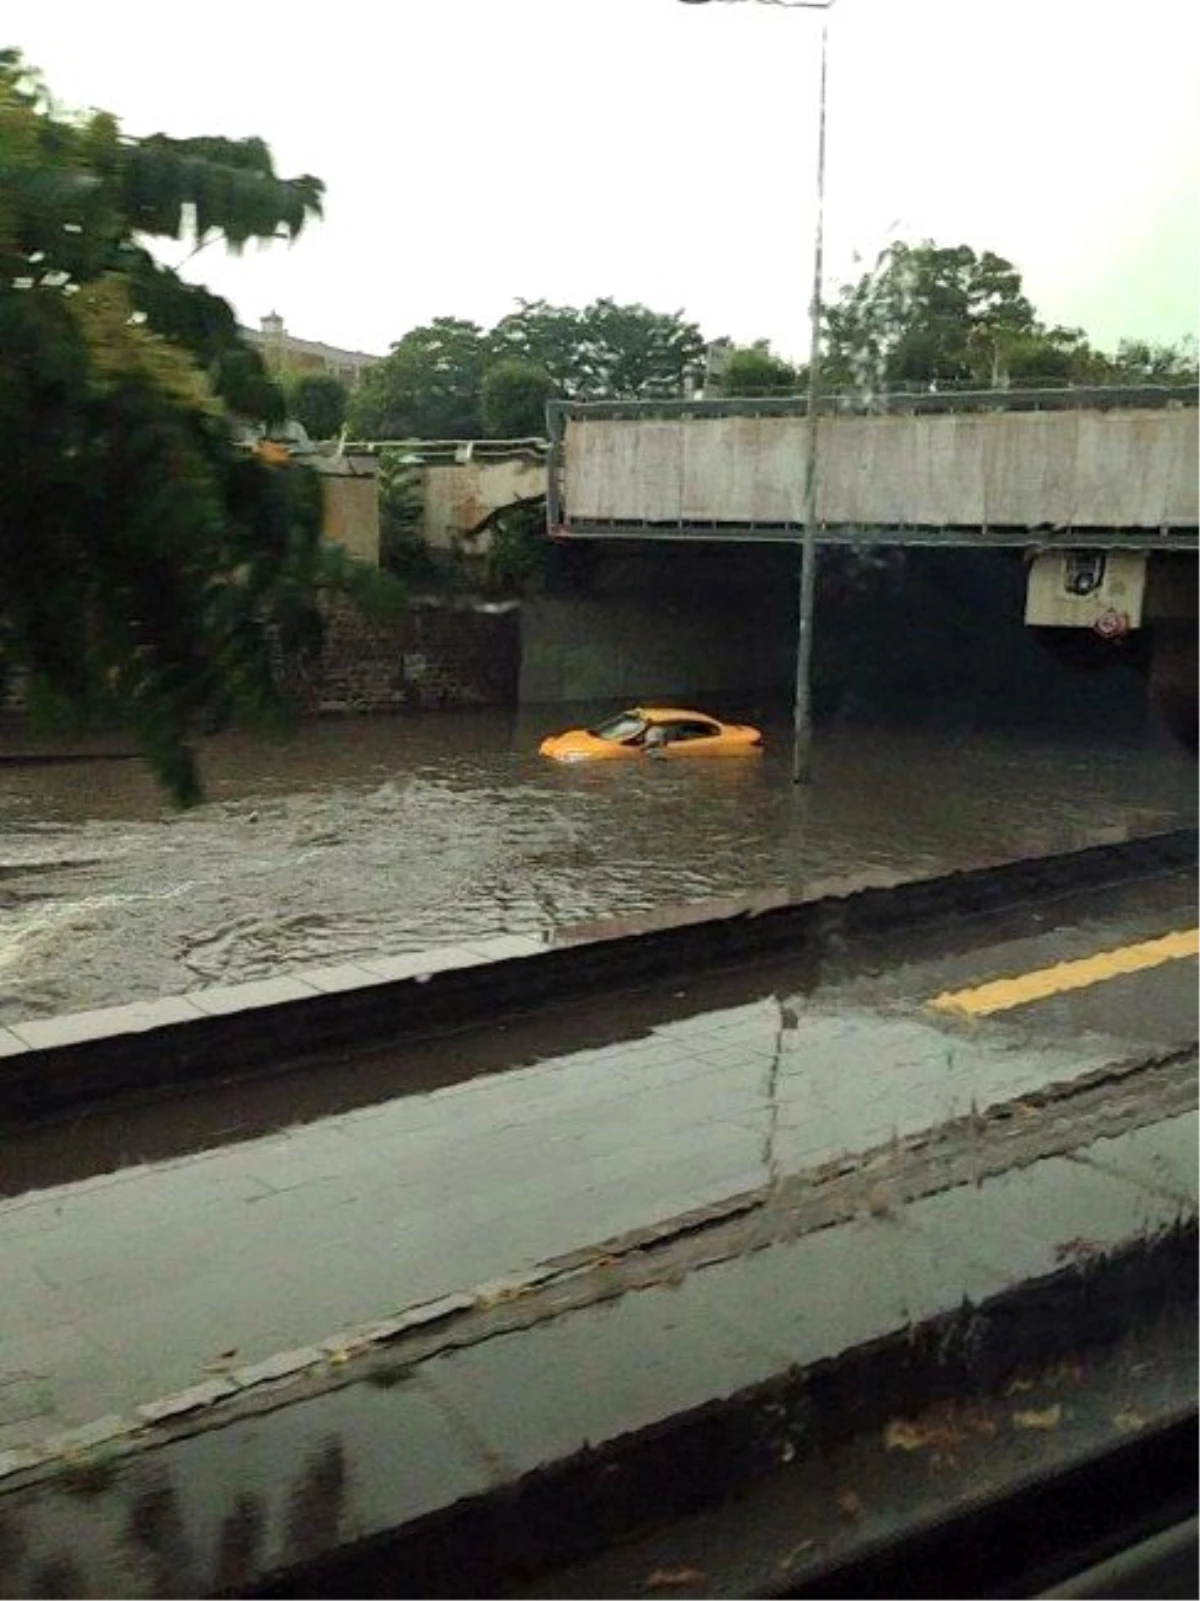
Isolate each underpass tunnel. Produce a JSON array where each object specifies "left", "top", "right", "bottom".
[
  {"left": 1145, "top": 553, "right": 1199, "bottom": 751},
  {"left": 523, "top": 540, "right": 1169, "bottom": 740}
]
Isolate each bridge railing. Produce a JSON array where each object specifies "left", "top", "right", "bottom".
[
  {"left": 342, "top": 438, "right": 549, "bottom": 463},
  {"left": 546, "top": 384, "right": 1199, "bottom": 426}
]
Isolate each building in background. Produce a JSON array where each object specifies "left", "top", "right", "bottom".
[{"left": 242, "top": 313, "right": 383, "bottom": 389}]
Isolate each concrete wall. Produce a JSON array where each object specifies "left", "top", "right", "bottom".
[
  {"left": 520, "top": 547, "right": 797, "bottom": 703},
  {"left": 520, "top": 594, "right": 793, "bottom": 703},
  {"left": 563, "top": 408, "right": 1199, "bottom": 531},
  {"left": 419, "top": 457, "right": 546, "bottom": 552},
  {"left": 1145, "top": 552, "right": 1199, "bottom": 619},
  {"left": 320, "top": 470, "right": 380, "bottom": 565},
  {"left": 517, "top": 543, "right": 1156, "bottom": 733}
]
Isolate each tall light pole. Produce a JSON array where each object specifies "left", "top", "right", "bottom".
[{"left": 678, "top": 0, "right": 833, "bottom": 783}]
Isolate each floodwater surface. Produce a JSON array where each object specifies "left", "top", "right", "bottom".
[{"left": 0, "top": 706, "right": 1194, "bottom": 1023}]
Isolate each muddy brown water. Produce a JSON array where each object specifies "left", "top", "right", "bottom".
[{"left": 0, "top": 706, "right": 1194, "bottom": 1025}]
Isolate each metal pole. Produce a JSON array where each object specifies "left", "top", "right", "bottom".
[{"left": 791, "top": 9, "right": 828, "bottom": 784}]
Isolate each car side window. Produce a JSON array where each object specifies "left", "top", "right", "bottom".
[
  {"left": 670, "top": 720, "right": 720, "bottom": 741},
  {"left": 589, "top": 714, "right": 647, "bottom": 743}
]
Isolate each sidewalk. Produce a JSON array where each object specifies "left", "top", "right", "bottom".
[
  {"left": 0, "top": 957, "right": 1156, "bottom": 1456},
  {"left": 0, "top": 1097, "right": 1194, "bottom": 1598}
]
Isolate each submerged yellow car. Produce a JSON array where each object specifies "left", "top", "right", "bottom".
[{"left": 540, "top": 707, "right": 764, "bottom": 762}]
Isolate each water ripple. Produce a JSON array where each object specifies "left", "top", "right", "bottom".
[{"left": 0, "top": 713, "right": 1193, "bottom": 1023}]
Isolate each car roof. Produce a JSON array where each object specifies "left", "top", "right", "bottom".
[{"left": 633, "top": 707, "right": 721, "bottom": 724}]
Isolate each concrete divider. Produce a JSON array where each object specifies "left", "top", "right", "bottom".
[{"left": 0, "top": 830, "right": 1194, "bottom": 1127}]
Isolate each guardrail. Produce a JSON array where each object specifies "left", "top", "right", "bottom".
[
  {"left": 548, "top": 384, "right": 1200, "bottom": 424},
  {"left": 343, "top": 437, "right": 550, "bottom": 463}
]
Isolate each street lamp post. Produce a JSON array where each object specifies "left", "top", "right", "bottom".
[{"left": 678, "top": 0, "right": 833, "bottom": 783}]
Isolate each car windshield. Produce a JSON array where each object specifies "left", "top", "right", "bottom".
[{"left": 588, "top": 713, "right": 647, "bottom": 743}]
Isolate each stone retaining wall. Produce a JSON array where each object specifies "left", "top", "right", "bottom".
[
  {"left": 283, "top": 594, "right": 520, "bottom": 714},
  {"left": 1, "top": 598, "right": 521, "bottom": 724}
]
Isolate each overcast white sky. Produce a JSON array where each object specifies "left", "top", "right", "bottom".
[{"left": 14, "top": 0, "right": 1199, "bottom": 361}]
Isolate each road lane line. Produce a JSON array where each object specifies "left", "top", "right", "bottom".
[{"left": 929, "top": 928, "right": 1199, "bottom": 1018}]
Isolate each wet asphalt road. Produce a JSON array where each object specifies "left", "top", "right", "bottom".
[{"left": 0, "top": 859, "right": 1194, "bottom": 1458}]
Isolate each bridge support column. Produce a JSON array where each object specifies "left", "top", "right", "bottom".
[
  {"left": 1148, "top": 625, "right": 1197, "bottom": 751},
  {"left": 1145, "top": 555, "right": 1198, "bottom": 751}
]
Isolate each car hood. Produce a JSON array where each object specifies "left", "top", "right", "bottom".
[{"left": 539, "top": 729, "right": 616, "bottom": 760}]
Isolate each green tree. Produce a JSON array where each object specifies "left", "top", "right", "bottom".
[
  {"left": 481, "top": 358, "right": 557, "bottom": 437},
  {"left": 1105, "top": 337, "right": 1198, "bottom": 385},
  {"left": 488, "top": 300, "right": 586, "bottom": 393},
  {"left": 484, "top": 499, "right": 549, "bottom": 593},
  {"left": 285, "top": 371, "right": 347, "bottom": 438},
  {"left": 823, "top": 241, "right": 1041, "bottom": 389},
  {"left": 376, "top": 449, "right": 434, "bottom": 582},
  {"left": 352, "top": 298, "right": 705, "bottom": 438},
  {"left": 0, "top": 50, "right": 393, "bottom": 804},
  {"left": 489, "top": 297, "right": 706, "bottom": 399},
  {"left": 716, "top": 342, "right": 799, "bottom": 396},
  {"left": 966, "top": 321, "right": 1110, "bottom": 387},
  {"left": 579, "top": 298, "right": 706, "bottom": 398},
  {"left": 347, "top": 317, "right": 487, "bottom": 439}
]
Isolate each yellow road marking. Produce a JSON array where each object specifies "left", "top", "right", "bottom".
[{"left": 929, "top": 928, "right": 1199, "bottom": 1018}]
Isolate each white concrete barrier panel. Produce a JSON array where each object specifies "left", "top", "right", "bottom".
[{"left": 563, "top": 408, "right": 1199, "bottom": 532}]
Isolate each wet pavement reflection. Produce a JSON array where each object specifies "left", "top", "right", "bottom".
[
  {"left": 0, "top": 707, "right": 1194, "bottom": 1023},
  {"left": 0, "top": 862, "right": 1192, "bottom": 1449},
  {"left": 0, "top": 1109, "right": 1193, "bottom": 1600}
]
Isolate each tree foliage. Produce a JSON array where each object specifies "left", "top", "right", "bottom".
[
  {"left": 347, "top": 317, "right": 489, "bottom": 439},
  {"left": 481, "top": 358, "right": 557, "bottom": 438},
  {"left": 715, "top": 342, "right": 799, "bottom": 396},
  {"left": 285, "top": 371, "right": 347, "bottom": 439},
  {"left": 0, "top": 50, "right": 392, "bottom": 804},
  {"left": 349, "top": 299, "right": 706, "bottom": 440},
  {"left": 1106, "top": 337, "right": 1198, "bottom": 385},
  {"left": 820, "top": 241, "right": 1139, "bottom": 391},
  {"left": 484, "top": 499, "right": 549, "bottom": 593},
  {"left": 490, "top": 298, "right": 706, "bottom": 400},
  {"left": 376, "top": 449, "right": 434, "bottom": 582}
]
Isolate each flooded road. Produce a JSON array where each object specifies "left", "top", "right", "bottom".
[{"left": 0, "top": 705, "right": 1194, "bottom": 1024}]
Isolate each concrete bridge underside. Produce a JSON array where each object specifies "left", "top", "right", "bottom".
[
  {"left": 537, "top": 395, "right": 1197, "bottom": 745},
  {"left": 351, "top": 400, "right": 1198, "bottom": 745}
]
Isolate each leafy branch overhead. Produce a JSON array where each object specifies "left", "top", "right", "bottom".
[{"left": 0, "top": 49, "right": 392, "bottom": 805}]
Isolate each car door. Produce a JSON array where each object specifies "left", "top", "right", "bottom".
[{"left": 657, "top": 718, "right": 724, "bottom": 757}]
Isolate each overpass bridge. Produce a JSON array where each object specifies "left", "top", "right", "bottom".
[
  {"left": 546, "top": 386, "right": 1199, "bottom": 551},
  {"left": 345, "top": 390, "right": 1198, "bottom": 558},
  {"left": 345, "top": 394, "right": 1196, "bottom": 732},
  {"left": 542, "top": 387, "right": 1197, "bottom": 738}
]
